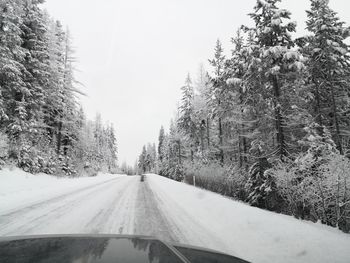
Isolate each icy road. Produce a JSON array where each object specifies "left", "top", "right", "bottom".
[{"left": 1, "top": 169, "right": 350, "bottom": 263}]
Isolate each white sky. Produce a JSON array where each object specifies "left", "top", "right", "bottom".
[{"left": 43, "top": 0, "right": 350, "bottom": 166}]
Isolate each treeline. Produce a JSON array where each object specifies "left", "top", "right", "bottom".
[
  {"left": 119, "top": 160, "right": 139, "bottom": 175},
  {"left": 145, "top": 0, "right": 350, "bottom": 232},
  {"left": 137, "top": 143, "right": 157, "bottom": 174},
  {"left": 0, "top": 0, "right": 118, "bottom": 175}
]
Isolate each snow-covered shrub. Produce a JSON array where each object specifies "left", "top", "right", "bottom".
[
  {"left": 183, "top": 160, "right": 248, "bottom": 199},
  {"left": 108, "top": 166, "right": 120, "bottom": 175},
  {"left": 226, "top": 165, "right": 249, "bottom": 200},
  {"left": 17, "top": 143, "right": 42, "bottom": 173},
  {"left": 317, "top": 154, "right": 350, "bottom": 232},
  {"left": 273, "top": 162, "right": 316, "bottom": 220},
  {"left": 274, "top": 124, "right": 350, "bottom": 232},
  {"left": 159, "top": 159, "right": 184, "bottom": 181},
  {"left": 42, "top": 156, "right": 57, "bottom": 175},
  {"left": 58, "top": 155, "right": 77, "bottom": 177},
  {"left": 13, "top": 134, "right": 59, "bottom": 175},
  {"left": 165, "top": 162, "right": 184, "bottom": 182},
  {"left": 0, "top": 132, "right": 8, "bottom": 167},
  {"left": 274, "top": 154, "right": 350, "bottom": 232},
  {"left": 274, "top": 124, "right": 329, "bottom": 217},
  {"left": 184, "top": 161, "right": 226, "bottom": 192}
]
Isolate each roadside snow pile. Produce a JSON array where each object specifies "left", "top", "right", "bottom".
[
  {"left": 147, "top": 174, "right": 350, "bottom": 263},
  {"left": 0, "top": 168, "right": 121, "bottom": 214}
]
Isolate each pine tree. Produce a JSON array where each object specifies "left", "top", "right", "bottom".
[
  {"left": 303, "top": 0, "right": 350, "bottom": 154},
  {"left": 209, "top": 39, "right": 226, "bottom": 165},
  {"left": 246, "top": 139, "right": 277, "bottom": 210},
  {"left": 138, "top": 145, "right": 147, "bottom": 173},
  {"left": 108, "top": 123, "right": 118, "bottom": 170},
  {"left": 43, "top": 19, "right": 66, "bottom": 142},
  {"left": 158, "top": 126, "right": 165, "bottom": 162},
  {"left": 56, "top": 29, "right": 78, "bottom": 156},
  {"left": 193, "top": 64, "right": 211, "bottom": 153},
  {"left": 21, "top": 0, "right": 49, "bottom": 122},
  {"left": 297, "top": 122, "right": 338, "bottom": 176},
  {"left": 0, "top": 0, "right": 28, "bottom": 140},
  {"left": 247, "top": 0, "right": 304, "bottom": 160},
  {"left": 226, "top": 29, "right": 250, "bottom": 169},
  {"left": 178, "top": 73, "right": 197, "bottom": 161}
]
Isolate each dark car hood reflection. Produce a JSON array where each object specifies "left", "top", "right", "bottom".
[
  {"left": 0, "top": 235, "right": 250, "bottom": 263},
  {"left": 0, "top": 236, "right": 183, "bottom": 263}
]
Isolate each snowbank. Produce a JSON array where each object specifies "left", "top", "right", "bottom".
[
  {"left": 0, "top": 168, "right": 122, "bottom": 214},
  {"left": 147, "top": 174, "right": 350, "bottom": 263}
]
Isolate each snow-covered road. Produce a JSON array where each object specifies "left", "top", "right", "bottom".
[
  {"left": 1, "top": 169, "right": 350, "bottom": 263},
  {"left": 0, "top": 175, "right": 137, "bottom": 235}
]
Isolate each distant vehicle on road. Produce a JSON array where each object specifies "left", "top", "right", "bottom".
[{"left": 0, "top": 235, "right": 250, "bottom": 263}]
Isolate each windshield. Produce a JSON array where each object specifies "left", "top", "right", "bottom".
[{"left": 0, "top": 0, "right": 350, "bottom": 263}]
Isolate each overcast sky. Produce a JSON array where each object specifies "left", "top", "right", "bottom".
[{"left": 42, "top": 0, "right": 350, "bottom": 166}]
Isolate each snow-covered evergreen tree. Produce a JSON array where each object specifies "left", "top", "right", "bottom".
[
  {"left": 208, "top": 40, "right": 227, "bottom": 165},
  {"left": 0, "top": 0, "right": 27, "bottom": 140},
  {"left": 247, "top": 0, "right": 305, "bottom": 160},
  {"left": 158, "top": 126, "right": 165, "bottom": 162},
  {"left": 0, "top": 0, "right": 118, "bottom": 175},
  {"left": 193, "top": 64, "right": 211, "bottom": 153},
  {"left": 303, "top": 0, "right": 350, "bottom": 154},
  {"left": 178, "top": 73, "right": 198, "bottom": 161}
]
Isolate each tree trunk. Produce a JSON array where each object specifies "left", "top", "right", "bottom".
[
  {"left": 56, "top": 33, "right": 69, "bottom": 156},
  {"left": 56, "top": 119, "right": 62, "bottom": 155},
  {"left": 330, "top": 85, "right": 343, "bottom": 154},
  {"left": 200, "top": 126, "right": 204, "bottom": 152},
  {"left": 63, "top": 135, "right": 69, "bottom": 156},
  {"left": 238, "top": 128, "right": 243, "bottom": 168},
  {"left": 177, "top": 140, "right": 181, "bottom": 165},
  {"left": 314, "top": 79, "right": 323, "bottom": 126},
  {"left": 272, "top": 75, "right": 286, "bottom": 160},
  {"left": 218, "top": 117, "right": 224, "bottom": 165},
  {"left": 206, "top": 117, "right": 210, "bottom": 149},
  {"left": 239, "top": 88, "right": 248, "bottom": 170}
]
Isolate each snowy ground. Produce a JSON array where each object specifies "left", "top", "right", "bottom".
[
  {"left": 146, "top": 174, "right": 350, "bottom": 263},
  {"left": 0, "top": 169, "right": 350, "bottom": 263}
]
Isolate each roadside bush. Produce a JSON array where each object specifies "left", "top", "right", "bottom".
[
  {"left": 168, "top": 163, "right": 185, "bottom": 181},
  {"left": 159, "top": 161, "right": 184, "bottom": 181},
  {"left": 17, "top": 143, "right": 58, "bottom": 175},
  {"left": 17, "top": 143, "right": 43, "bottom": 173},
  {"left": 226, "top": 165, "right": 249, "bottom": 200},
  {"left": 183, "top": 160, "right": 248, "bottom": 199},
  {"left": 315, "top": 154, "right": 350, "bottom": 232},
  {"left": 0, "top": 131, "right": 8, "bottom": 168},
  {"left": 273, "top": 162, "right": 316, "bottom": 220},
  {"left": 58, "top": 155, "right": 77, "bottom": 177},
  {"left": 274, "top": 154, "right": 350, "bottom": 232}
]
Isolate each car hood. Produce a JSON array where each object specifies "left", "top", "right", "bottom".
[{"left": 0, "top": 234, "right": 249, "bottom": 263}]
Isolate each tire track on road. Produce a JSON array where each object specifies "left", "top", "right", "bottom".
[
  {"left": 0, "top": 177, "right": 128, "bottom": 236},
  {"left": 0, "top": 177, "right": 120, "bottom": 217},
  {"left": 133, "top": 177, "right": 187, "bottom": 243},
  {"left": 84, "top": 177, "right": 138, "bottom": 234}
]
